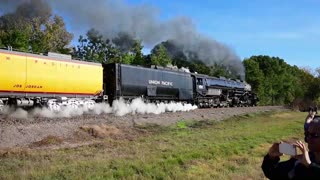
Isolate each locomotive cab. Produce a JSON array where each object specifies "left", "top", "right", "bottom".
[
  {"left": 194, "top": 76, "right": 207, "bottom": 96},
  {"left": 192, "top": 74, "right": 221, "bottom": 108}
]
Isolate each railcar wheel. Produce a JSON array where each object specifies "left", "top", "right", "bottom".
[
  {"left": 0, "top": 105, "right": 4, "bottom": 113},
  {"left": 84, "top": 100, "right": 95, "bottom": 110},
  {"left": 47, "top": 100, "right": 61, "bottom": 112},
  {"left": 69, "top": 103, "right": 78, "bottom": 109},
  {"left": 0, "top": 100, "right": 3, "bottom": 112}
]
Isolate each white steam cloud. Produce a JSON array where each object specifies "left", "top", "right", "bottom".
[{"left": 2, "top": 98, "right": 197, "bottom": 119}]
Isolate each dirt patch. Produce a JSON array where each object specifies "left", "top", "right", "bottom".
[
  {"left": 80, "top": 124, "right": 121, "bottom": 138},
  {"left": 0, "top": 147, "right": 31, "bottom": 158},
  {"left": 30, "top": 135, "right": 63, "bottom": 147}
]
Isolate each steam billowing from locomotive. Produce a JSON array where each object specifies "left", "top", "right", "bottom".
[
  {"left": 0, "top": 0, "right": 245, "bottom": 78},
  {"left": 3, "top": 98, "right": 197, "bottom": 118}
]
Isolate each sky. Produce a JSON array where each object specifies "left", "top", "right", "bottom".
[
  {"left": 125, "top": 0, "right": 320, "bottom": 68},
  {"left": 0, "top": 0, "right": 319, "bottom": 68}
]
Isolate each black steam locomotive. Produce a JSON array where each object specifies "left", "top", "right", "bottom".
[{"left": 103, "top": 63, "right": 258, "bottom": 108}]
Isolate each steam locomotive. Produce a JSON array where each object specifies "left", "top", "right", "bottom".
[{"left": 0, "top": 48, "right": 258, "bottom": 112}]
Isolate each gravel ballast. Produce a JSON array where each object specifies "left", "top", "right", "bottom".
[{"left": 0, "top": 106, "right": 287, "bottom": 149}]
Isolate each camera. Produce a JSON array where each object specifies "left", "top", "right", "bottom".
[{"left": 279, "top": 143, "right": 297, "bottom": 156}]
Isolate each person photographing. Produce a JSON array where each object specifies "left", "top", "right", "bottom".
[
  {"left": 261, "top": 116, "right": 320, "bottom": 179},
  {"left": 305, "top": 107, "right": 317, "bottom": 141}
]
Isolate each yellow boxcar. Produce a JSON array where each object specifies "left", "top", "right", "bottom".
[{"left": 0, "top": 49, "right": 103, "bottom": 98}]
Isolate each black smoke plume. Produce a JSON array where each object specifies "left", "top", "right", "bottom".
[{"left": 0, "top": 0, "right": 244, "bottom": 78}]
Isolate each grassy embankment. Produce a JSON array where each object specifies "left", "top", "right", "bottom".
[{"left": 0, "top": 110, "right": 305, "bottom": 179}]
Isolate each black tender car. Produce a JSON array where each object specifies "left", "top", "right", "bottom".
[{"left": 103, "top": 63, "right": 193, "bottom": 103}]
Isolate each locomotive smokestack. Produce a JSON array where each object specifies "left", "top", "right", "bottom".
[{"left": 0, "top": 0, "right": 245, "bottom": 78}]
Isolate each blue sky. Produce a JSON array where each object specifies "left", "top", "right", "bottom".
[
  {"left": 1, "top": 0, "right": 318, "bottom": 68},
  {"left": 126, "top": 0, "right": 320, "bottom": 68}
]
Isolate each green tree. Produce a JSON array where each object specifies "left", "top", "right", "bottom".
[
  {"left": 150, "top": 44, "right": 172, "bottom": 66},
  {"left": 131, "top": 40, "right": 145, "bottom": 65},
  {"left": 0, "top": 14, "right": 32, "bottom": 51},
  {"left": 42, "top": 15, "right": 73, "bottom": 53},
  {"left": 0, "top": 0, "right": 72, "bottom": 54},
  {"left": 243, "top": 58, "right": 264, "bottom": 90},
  {"left": 190, "top": 61, "right": 210, "bottom": 75},
  {"left": 121, "top": 53, "right": 134, "bottom": 64},
  {"left": 209, "top": 63, "right": 239, "bottom": 79},
  {"left": 73, "top": 30, "right": 149, "bottom": 64},
  {"left": 73, "top": 29, "right": 122, "bottom": 63},
  {"left": 243, "top": 55, "right": 320, "bottom": 106}
]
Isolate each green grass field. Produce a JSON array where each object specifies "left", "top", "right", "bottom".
[{"left": 0, "top": 110, "right": 306, "bottom": 179}]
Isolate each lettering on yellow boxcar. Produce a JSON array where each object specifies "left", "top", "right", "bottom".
[
  {"left": 25, "top": 85, "right": 43, "bottom": 89},
  {"left": 13, "top": 84, "right": 23, "bottom": 88}
]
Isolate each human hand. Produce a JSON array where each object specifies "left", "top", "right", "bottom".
[
  {"left": 306, "top": 111, "right": 315, "bottom": 120},
  {"left": 310, "top": 112, "right": 316, "bottom": 118},
  {"left": 293, "top": 141, "right": 311, "bottom": 167},
  {"left": 268, "top": 142, "right": 283, "bottom": 159},
  {"left": 308, "top": 109, "right": 316, "bottom": 117}
]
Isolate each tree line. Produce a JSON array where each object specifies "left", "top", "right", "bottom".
[
  {"left": 1, "top": 0, "right": 319, "bottom": 108},
  {"left": 244, "top": 56, "right": 320, "bottom": 108}
]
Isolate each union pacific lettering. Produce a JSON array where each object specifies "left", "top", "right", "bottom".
[
  {"left": 161, "top": 81, "right": 173, "bottom": 86},
  {"left": 148, "top": 80, "right": 173, "bottom": 86}
]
